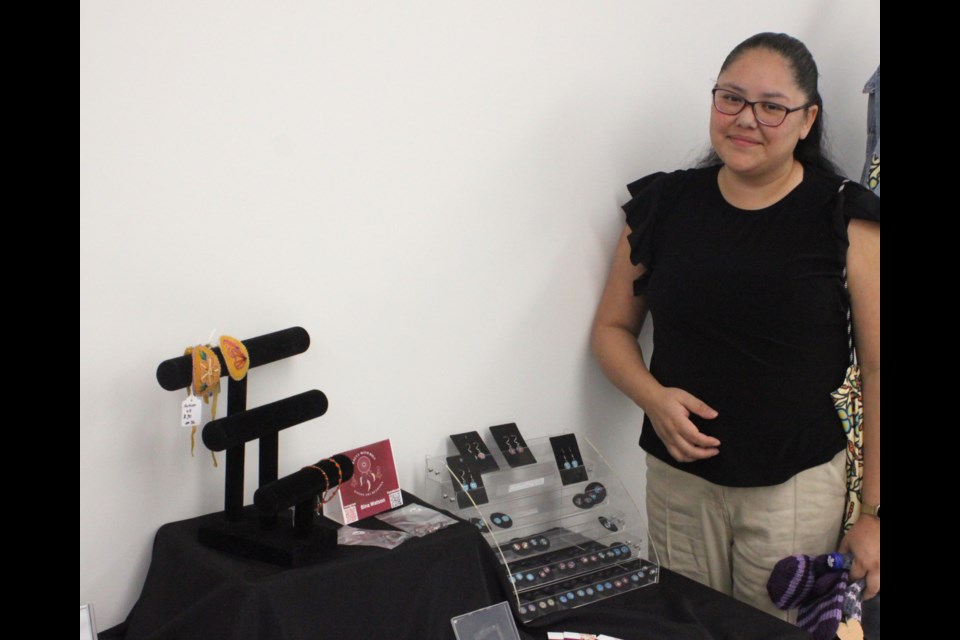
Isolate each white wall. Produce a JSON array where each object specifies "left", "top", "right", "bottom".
[{"left": 80, "top": 1, "right": 879, "bottom": 629}]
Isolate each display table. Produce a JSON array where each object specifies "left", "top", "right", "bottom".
[{"left": 103, "top": 493, "right": 810, "bottom": 640}]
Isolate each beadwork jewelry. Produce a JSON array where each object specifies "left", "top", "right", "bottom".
[
  {"left": 490, "top": 512, "right": 512, "bottom": 529},
  {"left": 585, "top": 481, "right": 606, "bottom": 503},
  {"left": 469, "top": 517, "right": 488, "bottom": 533},
  {"left": 510, "top": 435, "right": 525, "bottom": 454},
  {"left": 473, "top": 442, "right": 486, "bottom": 460},
  {"left": 218, "top": 335, "right": 249, "bottom": 381},
  {"left": 303, "top": 464, "right": 332, "bottom": 512},
  {"left": 185, "top": 344, "right": 221, "bottom": 466},
  {"left": 599, "top": 516, "right": 619, "bottom": 532},
  {"left": 324, "top": 457, "right": 344, "bottom": 503}
]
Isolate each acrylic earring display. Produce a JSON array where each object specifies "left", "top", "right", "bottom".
[{"left": 424, "top": 431, "right": 659, "bottom": 623}]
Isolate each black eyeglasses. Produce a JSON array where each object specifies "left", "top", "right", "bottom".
[{"left": 712, "top": 88, "right": 814, "bottom": 127}]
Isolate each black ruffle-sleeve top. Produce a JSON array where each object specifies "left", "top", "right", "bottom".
[{"left": 623, "top": 164, "right": 880, "bottom": 487}]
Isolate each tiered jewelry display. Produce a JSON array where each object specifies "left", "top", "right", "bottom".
[
  {"left": 156, "top": 327, "right": 351, "bottom": 566},
  {"left": 423, "top": 430, "right": 658, "bottom": 623}
]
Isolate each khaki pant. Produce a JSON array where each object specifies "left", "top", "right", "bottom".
[{"left": 646, "top": 451, "right": 846, "bottom": 623}]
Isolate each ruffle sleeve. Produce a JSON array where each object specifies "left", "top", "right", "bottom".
[
  {"left": 622, "top": 171, "right": 671, "bottom": 295},
  {"left": 831, "top": 179, "right": 881, "bottom": 264}
]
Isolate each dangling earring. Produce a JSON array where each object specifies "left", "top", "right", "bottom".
[
  {"left": 458, "top": 469, "right": 470, "bottom": 492},
  {"left": 562, "top": 450, "right": 572, "bottom": 469},
  {"left": 512, "top": 435, "right": 525, "bottom": 454},
  {"left": 505, "top": 436, "right": 516, "bottom": 456},
  {"left": 568, "top": 448, "right": 579, "bottom": 468},
  {"left": 467, "top": 470, "right": 478, "bottom": 491},
  {"left": 475, "top": 443, "right": 486, "bottom": 460}
]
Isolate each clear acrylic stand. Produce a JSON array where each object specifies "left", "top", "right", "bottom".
[{"left": 424, "top": 433, "right": 659, "bottom": 622}]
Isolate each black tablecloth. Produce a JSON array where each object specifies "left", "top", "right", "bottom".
[
  {"left": 520, "top": 569, "right": 811, "bottom": 639},
  {"left": 103, "top": 493, "right": 810, "bottom": 640}
]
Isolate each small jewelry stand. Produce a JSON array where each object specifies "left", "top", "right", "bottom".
[
  {"left": 424, "top": 431, "right": 659, "bottom": 623},
  {"left": 156, "top": 326, "right": 347, "bottom": 566}
]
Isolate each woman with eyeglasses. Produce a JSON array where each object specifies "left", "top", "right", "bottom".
[{"left": 591, "top": 33, "right": 879, "bottom": 622}]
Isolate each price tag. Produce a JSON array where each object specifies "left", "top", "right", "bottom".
[{"left": 181, "top": 395, "right": 202, "bottom": 428}]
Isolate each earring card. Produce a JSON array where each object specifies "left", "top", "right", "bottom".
[
  {"left": 449, "top": 431, "right": 500, "bottom": 473},
  {"left": 489, "top": 423, "right": 537, "bottom": 467},
  {"left": 549, "top": 434, "right": 588, "bottom": 485},
  {"left": 446, "top": 455, "right": 489, "bottom": 508}
]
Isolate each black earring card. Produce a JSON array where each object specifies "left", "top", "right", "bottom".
[
  {"left": 446, "top": 455, "right": 489, "bottom": 508},
  {"left": 488, "top": 423, "right": 537, "bottom": 467},
  {"left": 449, "top": 431, "right": 500, "bottom": 473},
  {"left": 548, "top": 434, "right": 588, "bottom": 485}
]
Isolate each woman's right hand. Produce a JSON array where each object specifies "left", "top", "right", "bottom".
[
  {"left": 591, "top": 226, "right": 720, "bottom": 464},
  {"left": 644, "top": 387, "right": 720, "bottom": 463}
]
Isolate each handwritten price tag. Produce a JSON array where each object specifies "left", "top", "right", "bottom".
[{"left": 181, "top": 395, "right": 202, "bottom": 428}]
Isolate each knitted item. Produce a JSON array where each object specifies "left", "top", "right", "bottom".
[
  {"left": 842, "top": 580, "right": 865, "bottom": 623},
  {"left": 796, "top": 570, "right": 847, "bottom": 640},
  {"left": 767, "top": 553, "right": 854, "bottom": 640},
  {"left": 767, "top": 554, "right": 830, "bottom": 609}
]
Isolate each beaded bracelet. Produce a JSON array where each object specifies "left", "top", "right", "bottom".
[
  {"left": 303, "top": 464, "right": 332, "bottom": 512},
  {"left": 324, "top": 458, "right": 344, "bottom": 503}
]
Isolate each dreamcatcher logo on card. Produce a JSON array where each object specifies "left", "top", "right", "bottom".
[{"left": 350, "top": 450, "right": 384, "bottom": 497}]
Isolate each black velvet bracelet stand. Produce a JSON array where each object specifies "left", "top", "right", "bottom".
[
  {"left": 245, "top": 455, "right": 355, "bottom": 566},
  {"left": 156, "top": 327, "right": 349, "bottom": 566}
]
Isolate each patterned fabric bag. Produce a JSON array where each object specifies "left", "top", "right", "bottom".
[
  {"left": 831, "top": 180, "right": 865, "bottom": 534},
  {"left": 831, "top": 363, "right": 862, "bottom": 532}
]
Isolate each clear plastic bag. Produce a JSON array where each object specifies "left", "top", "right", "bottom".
[
  {"left": 376, "top": 503, "right": 457, "bottom": 537},
  {"left": 337, "top": 525, "right": 412, "bottom": 550}
]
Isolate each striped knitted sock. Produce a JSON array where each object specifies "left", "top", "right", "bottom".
[{"left": 767, "top": 554, "right": 848, "bottom": 640}]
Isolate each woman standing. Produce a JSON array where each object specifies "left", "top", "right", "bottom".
[{"left": 591, "top": 33, "right": 879, "bottom": 622}]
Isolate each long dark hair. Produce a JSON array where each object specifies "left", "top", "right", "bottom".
[{"left": 699, "top": 32, "right": 838, "bottom": 174}]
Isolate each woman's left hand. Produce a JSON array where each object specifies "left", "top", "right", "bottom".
[{"left": 839, "top": 516, "right": 880, "bottom": 598}]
